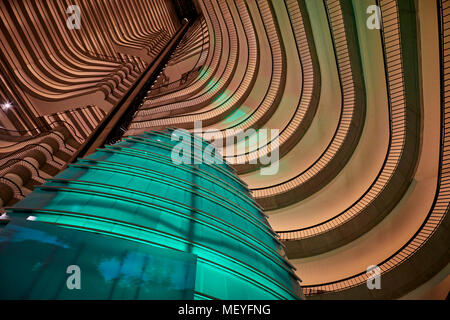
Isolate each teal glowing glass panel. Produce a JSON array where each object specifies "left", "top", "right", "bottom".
[
  {"left": 1, "top": 130, "right": 302, "bottom": 300},
  {"left": 0, "top": 218, "right": 196, "bottom": 299}
]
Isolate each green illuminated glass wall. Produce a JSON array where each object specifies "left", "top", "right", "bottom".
[{"left": 0, "top": 130, "right": 302, "bottom": 300}]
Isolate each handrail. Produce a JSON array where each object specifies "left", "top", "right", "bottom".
[
  {"left": 132, "top": 0, "right": 239, "bottom": 122},
  {"left": 302, "top": 91, "right": 445, "bottom": 295},
  {"left": 130, "top": 3, "right": 218, "bottom": 109},
  {"left": 0, "top": 143, "right": 62, "bottom": 166},
  {"left": 131, "top": 0, "right": 225, "bottom": 113},
  {"left": 275, "top": 0, "right": 404, "bottom": 240},
  {"left": 147, "top": 66, "right": 203, "bottom": 94},
  {"left": 158, "top": 0, "right": 352, "bottom": 174},
  {"left": 66, "top": 19, "right": 194, "bottom": 162},
  {"left": 0, "top": 129, "right": 75, "bottom": 156},
  {"left": 82, "top": 50, "right": 146, "bottom": 72},
  {"left": 194, "top": 0, "right": 318, "bottom": 172},
  {"left": 83, "top": 50, "right": 130, "bottom": 63},
  {"left": 0, "top": 158, "right": 43, "bottom": 179},
  {"left": 129, "top": 0, "right": 274, "bottom": 143},
  {"left": 238, "top": 0, "right": 362, "bottom": 207},
  {"left": 145, "top": 18, "right": 209, "bottom": 97},
  {"left": 0, "top": 176, "right": 24, "bottom": 197},
  {"left": 300, "top": 0, "right": 440, "bottom": 296},
  {"left": 166, "top": 17, "right": 210, "bottom": 86},
  {"left": 0, "top": 130, "right": 60, "bottom": 150},
  {"left": 0, "top": 119, "right": 84, "bottom": 143}
]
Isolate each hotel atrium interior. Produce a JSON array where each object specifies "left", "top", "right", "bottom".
[{"left": 0, "top": 0, "right": 448, "bottom": 301}]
